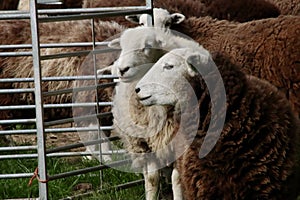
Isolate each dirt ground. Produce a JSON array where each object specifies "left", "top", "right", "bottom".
[{"left": 9, "top": 123, "right": 84, "bottom": 150}]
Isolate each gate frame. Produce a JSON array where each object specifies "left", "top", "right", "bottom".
[{"left": 0, "top": 0, "right": 153, "bottom": 199}]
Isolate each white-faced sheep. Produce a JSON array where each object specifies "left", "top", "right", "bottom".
[
  {"left": 109, "top": 26, "right": 209, "bottom": 199},
  {"left": 135, "top": 48, "right": 300, "bottom": 200},
  {"left": 171, "top": 15, "right": 300, "bottom": 118},
  {"left": 108, "top": 27, "right": 199, "bottom": 81},
  {"left": 0, "top": 19, "right": 124, "bottom": 161},
  {"left": 96, "top": 7, "right": 185, "bottom": 77}
]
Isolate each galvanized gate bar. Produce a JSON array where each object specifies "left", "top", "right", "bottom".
[
  {"left": 0, "top": 51, "right": 32, "bottom": 57},
  {"left": 0, "top": 42, "right": 111, "bottom": 51},
  {"left": 0, "top": 102, "right": 113, "bottom": 110},
  {"left": 44, "top": 112, "right": 113, "bottom": 126},
  {"left": 0, "top": 126, "right": 113, "bottom": 135},
  {"left": 39, "top": 9, "right": 153, "bottom": 23},
  {"left": 0, "top": 146, "right": 37, "bottom": 151},
  {"left": 29, "top": 0, "right": 48, "bottom": 199},
  {"left": 0, "top": 173, "right": 34, "bottom": 179},
  {"left": 0, "top": 75, "right": 117, "bottom": 83},
  {"left": 0, "top": 0, "right": 153, "bottom": 198},
  {"left": 0, "top": 150, "right": 126, "bottom": 160},
  {"left": 0, "top": 119, "right": 36, "bottom": 124},
  {"left": 0, "top": 7, "right": 152, "bottom": 21},
  {"left": 47, "top": 159, "right": 131, "bottom": 181},
  {"left": 0, "top": 88, "right": 35, "bottom": 93}
]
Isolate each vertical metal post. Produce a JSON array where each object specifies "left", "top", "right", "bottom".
[
  {"left": 29, "top": 0, "right": 48, "bottom": 199},
  {"left": 145, "top": 0, "right": 154, "bottom": 26},
  {"left": 91, "top": 18, "right": 104, "bottom": 189}
]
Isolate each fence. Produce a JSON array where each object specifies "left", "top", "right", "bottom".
[{"left": 0, "top": 0, "right": 153, "bottom": 199}]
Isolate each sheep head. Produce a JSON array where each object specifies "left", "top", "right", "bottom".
[
  {"left": 108, "top": 27, "right": 166, "bottom": 82},
  {"left": 135, "top": 48, "right": 213, "bottom": 106},
  {"left": 136, "top": 47, "right": 227, "bottom": 159},
  {"left": 125, "top": 8, "right": 185, "bottom": 29}
]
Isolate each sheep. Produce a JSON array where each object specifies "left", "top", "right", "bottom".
[
  {"left": 198, "top": 0, "right": 280, "bottom": 22},
  {"left": 135, "top": 47, "right": 300, "bottom": 200},
  {"left": 108, "top": 27, "right": 200, "bottom": 81},
  {"left": 156, "top": 0, "right": 281, "bottom": 21},
  {"left": 0, "top": 20, "right": 31, "bottom": 51},
  {"left": 18, "top": 0, "right": 82, "bottom": 11},
  {"left": 171, "top": 15, "right": 300, "bottom": 118},
  {"left": 63, "top": 0, "right": 83, "bottom": 8},
  {"left": 96, "top": 7, "right": 186, "bottom": 76},
  {"left": 0, "top": 19, "right": 124, "bottom": 162},
  {"left": 82, "top": 0, "right": 144, "bottom": 28},
  {"left": 83, "top": 0, "right": 280, "bottom": 24},
  {"left": 0, "top": 0, "right": 19, "bottom": 10},
  {"left": 266, "top": 0, "right": 300, "bottom": 15},
  {"left": 109, "top": 26, "right": 210, "bottom": 199}
]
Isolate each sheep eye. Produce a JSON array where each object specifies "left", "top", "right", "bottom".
[
  {"left": 163, "top": 64, "right": 174, "bottom": 70},
  {"left": 165, "top": 21, "right": 171, "bottom": 27},
  {"left": 142, "top": 44, "right": 152, "bottom": 52},
  {"left": 140, "top": 23, "right": 144, "bottom": 26}
]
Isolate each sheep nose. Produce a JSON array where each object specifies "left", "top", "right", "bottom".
[
  {"left": 135, "top": 87, "right": 140, "bottom": 93},
  {"left": 119, "top": 66, "right": 130, "bottom": 76}
]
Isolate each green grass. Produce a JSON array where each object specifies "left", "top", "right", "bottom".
[{"left": 0, "top": 140, "right": 145, "bottom": 199}]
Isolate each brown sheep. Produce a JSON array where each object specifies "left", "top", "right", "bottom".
[
  {"left": 82, "top": 0, "right": 144, "bottom": 27},
  {"left": 135, "top": 48, "right": 300, "bottom": 199},
  {"left": 82, "top": 0, "right": 280, "bottom": 27},
  {"left": 0, "top": 19, "right": 86, "bottom": 49},
  {"left": 172, "top": 15, "right": 300, "bottom": 118},
  {"left": 0, "top": 19, "right": 123, "bottom": 135},
  {"left": 266, "top": 0, "right": 300, "bottom": 15},
  {"left": 0, "top": 0, "right": 19, "bottom": 10},
  {"left": 0, "top": 19, "right": 123, "bottom": 160},
  {"left": 199, "top": 0, "right": 280, "bottom": 22},
  {"left": 63, "top": 0, "right": 83, "bottom": 8},
  {"left": 18, "top": 0, "right": 82, "bottom": 10},
  {"left": 154, "top": 0, "right": 280, "bottom": 22}
]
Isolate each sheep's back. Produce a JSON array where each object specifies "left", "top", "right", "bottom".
[
  {"left": 177, "top": 68, "right": 299, "bottom": 199},
  {"left": 266, "top": 0, "right": 300, "bottom": 15},
  {"left": 0, "top": 20, "right": 123, "bottom": 123},
  {"left": 174, "top": 15, "right": 300, "bottom": 117}
]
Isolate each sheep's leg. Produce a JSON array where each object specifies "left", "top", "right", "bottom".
[
  {"left": 143, "top": 162, "right": 160, "bottom": 200},
  {"left": 84, "top": 128, "right": 98, "bottom": 160},
  {"left": 97, "top": 130, "right": 112, "bottom": 162},
  {"left": 84, "top": 124, "right": 112, "bottom": 162},
  {"left": 172, "top": 168, "right": 183, "bottom": 200}
]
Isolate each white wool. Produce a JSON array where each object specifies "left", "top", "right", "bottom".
[
  {"left": 98, "top": 8, "right": 185, "bottom": 77},
  {"left": 111, "top": 27, "right": 205, "bottom": 200},
  {"left": 109, "top": 27, "right": 204, "bottom": 81}
]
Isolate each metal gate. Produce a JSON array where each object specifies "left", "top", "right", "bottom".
[{"left": 0, "top": 0, "right": 153, "bottom": 199}]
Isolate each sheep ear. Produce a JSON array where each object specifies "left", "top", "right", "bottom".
[
  {"left": 171, "top": 13, "right": 185, "bottom": 24},
  {"left": 125, "top": 15, "right": 141, "bottom": 24},
  {"left": 186, "top": 54, "right": 200, "bottom": 77},
  {"left": 186, "top": 53, "right": 211, "bottom": 77},
  {"left": 108, "top": 38, "right": 121, "bottom": 49}
]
